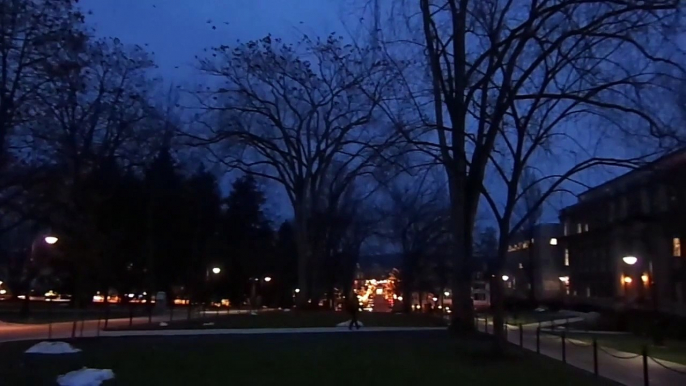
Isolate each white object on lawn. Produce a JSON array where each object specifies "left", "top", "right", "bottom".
[
  {"left": 57, "top": 368, "right": 114, "bottom": 386},
  {"left": 159, "top": 322, "right": 168, "bottom": 327},
  {"left": 283, "top": 308, "right": 291, "bottom": 312},
  {"left": 336, "top": 320, "right": 364, "bottom": 327},
  {"left": 202, "top": 322, "right": 215, "bottom": 326},
  {"left": 25, "top": 341, "right": 81, "bottom": 354},
  {"left": 250, "top": 311, "right": 258, "bottom": 316}
]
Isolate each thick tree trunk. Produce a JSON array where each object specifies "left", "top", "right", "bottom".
[
  {"left": 492, "top": 241, "right": 510, "bottom": 354},
  {"left": 448, "top": 174, "right": 475, "bottom": 333}
]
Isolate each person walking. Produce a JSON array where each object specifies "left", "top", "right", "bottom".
[{"left": 347, "top": 294, "right": 361, "bottom": 330}]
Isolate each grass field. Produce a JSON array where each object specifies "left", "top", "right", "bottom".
[
  {"left": 552, "top": 331, "right": 686, "bottom": 366},
  {"left": 106, "top": 310, "right": 447, "bottom": 330},
  {"left": 0, "top": 331, "right": 617, "bottom": 386},
  {"left": 478, "top": 310, "right": 575, "bottom": 325}
]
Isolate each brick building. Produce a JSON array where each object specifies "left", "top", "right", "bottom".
[
  {"left": 503, "top": 223, "right": 565, "bottom": 302},
  {"left": 559, "top": 150, "right": 686, "bottom": 315}
]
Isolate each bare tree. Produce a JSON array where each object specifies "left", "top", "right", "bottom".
[
  {"left": 371, "top": 0, "right": 684, "bottom": 337},
  {"left": 0, "top": 0, "right": 86, "bottom": 164},
  {"left": 193, "top": 34, "right": 400, "bottom": 302},
  {"left": 382, "top": 171, "right": 450, "bottom": 313},
  {"left": 20, "top": 37, "right": 159, "bottom": 304},
  {"left": 514, "top": 169, "right": 542, "bottom": 305}
]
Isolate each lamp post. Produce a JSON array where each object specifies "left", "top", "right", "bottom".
[
  {"left": 21, "top": 234, "right": 58, "bottom": 316},
  {"left": 621, "top": 256, "right": 637, "bottom": 300}
]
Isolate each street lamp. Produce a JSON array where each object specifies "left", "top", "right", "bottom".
[
  {"left": 622, "top": 256, "right": 638, "bottom": 265},
  {"left": 559, "top": 276, "right": 569, "bottom": 283},
  {"left": 211, "top": 267, "right": 221, "bottom": 274},
  {"left": 501, "top": 275, "right": 509, "bottom": 281},
  {"left": 264, "top": 276, "right": 272, "bottom": 282},
  {"left": 443, "top": 291, "right": 450, "bottom": 297},
  {"left": 44, "top": 236, "right": 58, "bottom": 245},
  {"left": 294, "top": 288, "right": 301, "bottom": 293}
]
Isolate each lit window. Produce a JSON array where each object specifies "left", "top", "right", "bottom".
[
  {"left": 519, "top": 263, "right": 523, "bottom": 269},
  {"left": 550, "top": 238, "right": 558, "bottom": 245},
  {"left": 564, "top": 249, "right": 569, "bottom": 266},
  {"left": 674, "top": 238, "right": 681, "bottom": 257},
  {"left": 577, "top": 223, "right": 582, "bottom": 233},
  {"left": 584, "top": 224, "right": 589, "bottom": 232}
]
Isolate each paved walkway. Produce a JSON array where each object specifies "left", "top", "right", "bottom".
[
  {"left": 477, "top": 318, "right": 686, "bottom": 386},
  {"left": 99, "top": 326, "right": 445, "bottom": 337},
  {"left": 0, "top": 315, "right": 168, "bottom": 343}
]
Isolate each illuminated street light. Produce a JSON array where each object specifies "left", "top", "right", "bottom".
[
  {"left": 443, "top": 291, "right": 450, "bottom": 297},
  {"left": 501, "top": 275, "right": 509, "bottom": 281},
  {"left": 212, "top": 267, "right": 221, "bottom": 274},
  {"left": 398, "top": 296, "right": 403, "bottom": 301},
  {"left": 294, "top": 288, "right": 301, "bottom": 293},
  {"left": 641, "top": 274, "right": 649, "bottom": 283},
  {"left": 623, "top": 276, "right": 633, "bottom": 284},
  {"left": 559, "top": 276, "right": 569, "bottom": 283},
  {"left": 44, "top": 236, "right": 58, "bottom": 245},
  {"left": 622, "top": 256, "right": 638, "bottom": 265},
  {"left": 432, "top": 297, "right": 438, "bottom": 302},
  {"left": 264, "top": 276, "right": 272, "bottom": 282}
]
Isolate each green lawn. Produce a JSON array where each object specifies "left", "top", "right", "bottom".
[
  {"left": 0, "top": 331, "right": 617, "bottom": 386},
  {"left": 107, "top": 310, "right": 447, "bottom": 330},
  {"left": 548, "top": 331, "right": 686, "bottom": 366},
  {"left": 479, "top": 310, "right": 575, "bottom": 326}
]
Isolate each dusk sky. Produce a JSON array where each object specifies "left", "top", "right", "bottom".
[
  {"left": 81, "top": 0, "right": 362, "bottom": 85},
  {"left": 79, "top": 0, "right": 374, "bottom": 220}
]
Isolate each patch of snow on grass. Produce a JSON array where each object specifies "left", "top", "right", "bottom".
[
  {"left": 57, "top": 368, "right": 114, "bottom": 386},
  {"left": 25, "top": 341, "right": 81, "bottom": 354}
]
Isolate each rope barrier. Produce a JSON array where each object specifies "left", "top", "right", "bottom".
[
  {"left": 648, "top": 355, "right": 686, "bottom": 376},
  {"left": 597, "top": 345, "right": 642, "bottom": 359}
]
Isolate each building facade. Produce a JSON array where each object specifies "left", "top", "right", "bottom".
[
  {"left": 559, "top": 150, "right": 686, "bottom": 315},
  {"left": 504, "top": 223, "right": 565, "bottom": 302}
]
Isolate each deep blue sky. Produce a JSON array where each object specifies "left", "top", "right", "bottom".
[
  {"left": 81, "top": 0, "right": 356, "bottom": 85},
  {"left": 81, "top": 0, "right": 368, "bottom": 221}
]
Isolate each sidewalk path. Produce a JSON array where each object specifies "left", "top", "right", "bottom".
[
  {"left": 0, "top": 315, "right": 168, "bottom": 343},
  {"left": 477, "top": 318, "right": 686, "bottom": 386},
  {"left": 100, "top": 326, "right": 446, "bottom": 337}
]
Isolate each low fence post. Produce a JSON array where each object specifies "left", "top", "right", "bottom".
[
  {"left": 47, "top": 299, "right": 53, "bottom": 339},
  {"left": 519, "top": 324, "right": 523, "bottom": 347},
  {"left": 485, "top": 316, "right": 488, "bottom": 333},
  {"left": 562, "top": 331, "right": 567, "bottom": 363},
  {"left": 643, "top": 345, "right": 649, "bottom": 386},
  {"left": 79, "top": 310, "right": 85, "bottom": 337},
  {"left": 128, "top": 303, "right": 133, "bottom": 327},
  {"left": 536, "top": 327, "right": 540, "bottom": 353},
  {"left": 104, "top": 304, "right": 110, "bottom": 329},
  {"left": 593, "top": 337, "right": 598, "bottom": 376}
]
